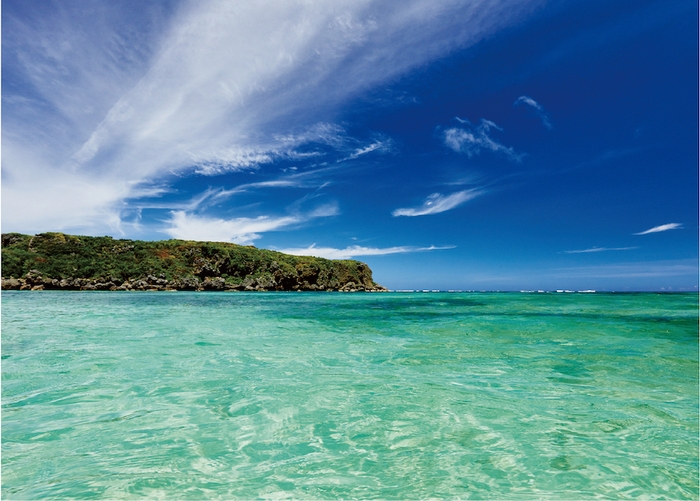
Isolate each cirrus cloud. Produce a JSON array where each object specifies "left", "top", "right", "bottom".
[
  {"left": 514, "top": 95, "right": 552, "bottom": 129},
  {"left": 563, "top": 246, "right": 638, "bottom": 254},
  {"left": 392, "top": 189, "right": 483, "bottom": 217},
  {"left": 634, "top": 223, "right": 683, "bottom": 235},
  {"left": 2, "top": 0, "right": 545, "bottom": 234},
  {"left": 163, "top": 203, "right": 339, "bottom": 245},
  {"left": 275, "top": 244, "right": 455, "bottom": 260},
  {"left": 443, "top": 118, "right": 523, "bottom": 161}
]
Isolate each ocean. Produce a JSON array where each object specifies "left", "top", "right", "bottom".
[{"left": 2, "top": 291, "right": 698, "bottom": 499}]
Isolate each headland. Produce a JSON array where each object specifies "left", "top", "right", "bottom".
[{"left": 1, "top": 232, "right": 387, "bottom": 292}]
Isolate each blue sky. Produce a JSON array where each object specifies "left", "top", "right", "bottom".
[{"left": 2, "top": 0, "right": 698, "bottom": 291}]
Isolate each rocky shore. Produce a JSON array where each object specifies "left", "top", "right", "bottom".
[
  {"left": 1, "top": 271, "right": 386, "bottom": 292},
  {"left": 1, "top": 233, "right": 388, "bottom": 292}
]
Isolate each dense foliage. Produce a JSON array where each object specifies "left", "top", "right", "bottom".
[{"left": 1, "top": 233, "right": 382, "bottom": 291}]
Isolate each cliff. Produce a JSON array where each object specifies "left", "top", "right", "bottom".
[{"left": 1, "top": 233, "right": 387, "bottom": 292}]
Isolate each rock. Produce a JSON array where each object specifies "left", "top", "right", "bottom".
[
  {"left": 131, "top": 280, "right": 149, "bottom": 290},
  {"left": 2, "top": 234, "right": 23, "bottom": 247},
  {"left": 340, "top": 281, "right": 355, "bottom": 292},
  {"left": 256, "top": 276, "right": 276, "bottom": 290},
  {"left": 23, "top": 270, "right": 43, "bottom": 286},
  {"left": 202, "top": 277, "right": 225, "bottom": 290},
  {"left": 177, "top": 276, "right": 201, "bottom": 291},
  {"left": 2, "top": 278, "right": 21, "bottom": 290}
]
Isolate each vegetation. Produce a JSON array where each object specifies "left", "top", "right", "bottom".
[{"left": 1, "top": 233, "right": 385, "bottom": 291}]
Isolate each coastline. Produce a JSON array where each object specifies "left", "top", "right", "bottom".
[{"left": 1, "top": 232, "right": 388, "bottom": 292}]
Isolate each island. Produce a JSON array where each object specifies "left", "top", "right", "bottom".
[{"left": 1, "top": 233, "right": 388, "bottom": 292}]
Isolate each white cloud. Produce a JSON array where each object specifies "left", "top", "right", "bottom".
[
  {"left": 2, "top": 0, "right": 545, "bottom": 233},
  {"left": 191, "top": 149, "right": 277, "bottom": 176},
  {"left": 130, "top": 166, "right": 343, "bottom": 215},
  {"left": 392, "top": 189, "right": 483, "bottom": 217},
  {"left": 564, "top": 246, "right": 638, "bottom": 254},
  {"left": 514, "top": 95, "right": 552, "bottom": 129},
  {"left": 514, "top": 96, "right": 539, "bottom": 108},
  {"left": 164, "top": 211, "right": 298, "bottom": 245},
  {"left": 191, "top": 128, "right": 393, "bottom": 174},
  {"left": 276, "top": 244, "right": 455, "bottom": 259},
  {"left": 634, "top": 223, "right": 683, "bottom": 235},
  {"left": 0, "top": 142, "right": 171, "bottom": 235},
  {"left": 443, "top": 119, "right": 522, "bottom": 161},
  {"left": 337, "top": 138, "right": 394, "bottom": 162},
  {"left": 163, "top": 203, "right": 339, "bottom": 244}
]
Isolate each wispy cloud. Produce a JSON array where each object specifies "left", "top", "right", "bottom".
[
  {"left": 130, "top": 165, "right": 344, "bottom": 216},
  {"left": 337, "top": 138, "right": 394, "bottom": 162},
  {"left": 191, "top": 128, "right": 394, "bottom": 175},
  {"left": 191, "top": 149, "right": 278, "bottom": 176},
  {"left": 555, "top": 259, "right": 698, "bottom": 279},
  {"left": 464, "top": 259, "right": 699, "bottom": 289},
  {"left": 443, "top": 119, "right": 523, "bottom": 161},
  {"left": 564, "top": 246, "right": 638, "bottom": 254},
  {"left": 392, "top": 189, "right": 483, "bottom": 217},
  {"left": 634, "top": 223, "right": 683, "bottom": 235},
  {"left": 514, "top": 95, "right": 552, "bottom": 129},
  {"left": 128, "top": 187, "right": 229, "bottom": 212},
  {"left": 2, "top": 0, "right": 545, "bottom": 233},
  {"left": 163, "top": 203, "right": 339, "bottom": 245},
  {"left": 213, "top": 165, "right": 343, "bottom": 198},
  {"left": 276, "top": 244, "right": 455, "bottom": 260}
]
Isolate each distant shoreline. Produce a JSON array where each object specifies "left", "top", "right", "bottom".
[
  {"left": 2, "top": 288, "right": 695, "bottom": 294},
  {"left": 1, "top": 232, "right": 388, "bottom": 292}
]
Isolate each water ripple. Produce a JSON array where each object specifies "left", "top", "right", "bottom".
[{"left": 2, "top": 291, "right": 698, "bottom": 499}]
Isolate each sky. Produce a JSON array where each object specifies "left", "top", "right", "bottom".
[{"left": 2, "top": 0, "right": 698, "bottom": 291}]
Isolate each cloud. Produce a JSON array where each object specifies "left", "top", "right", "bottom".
[
  {"left": 555, "top": 259, "right": 698, "bottom": 279},
  {"left": 443, "top": 119, "right": 523, "bottom": 161},
  {"left": 2, "top": 0, "right": 545, "bottom": 233},
  {"left": 563, "top": 246, "right": 638, "bottom": 254},
  {"left": 275, "top": 244, "right": 455, "bottom": 260},
  {"left": 129, "top": 165, "right": 344, "bottom": 216},
  {"left": 464, "top": 259, "right": 699, "bottom": 289},
  {"left": 163, "top": 203, "right": 338, "bottom": 244},
  {"left": 392, "top": 189, "right": 483, "bottom": 217},
  {"left": 213, "top": 165, "right": 344, "bottom": 198},
  {"left": 191, "top": 149, "right": 277, "bottom": 176},
  {"left": 634, "top": 223, "right": 683, "bottom": 235},
  {"left": 337, "top": 138, "right": 394, "bottom": 162},
  {"left": 514, "top": 95, "right": 552, "bottom": 129}
]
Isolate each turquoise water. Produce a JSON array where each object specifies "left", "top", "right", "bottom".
[{"left": 2, "top": 291, "right": 698, "bottom": 499}]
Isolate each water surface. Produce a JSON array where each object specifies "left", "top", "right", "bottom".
[{"left": 2, "top": 292, "right": 698, "bottom": 499}]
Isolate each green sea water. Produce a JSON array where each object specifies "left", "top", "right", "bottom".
[{"left": 2, "top": 291, "right": 698, "bottom": 499}]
